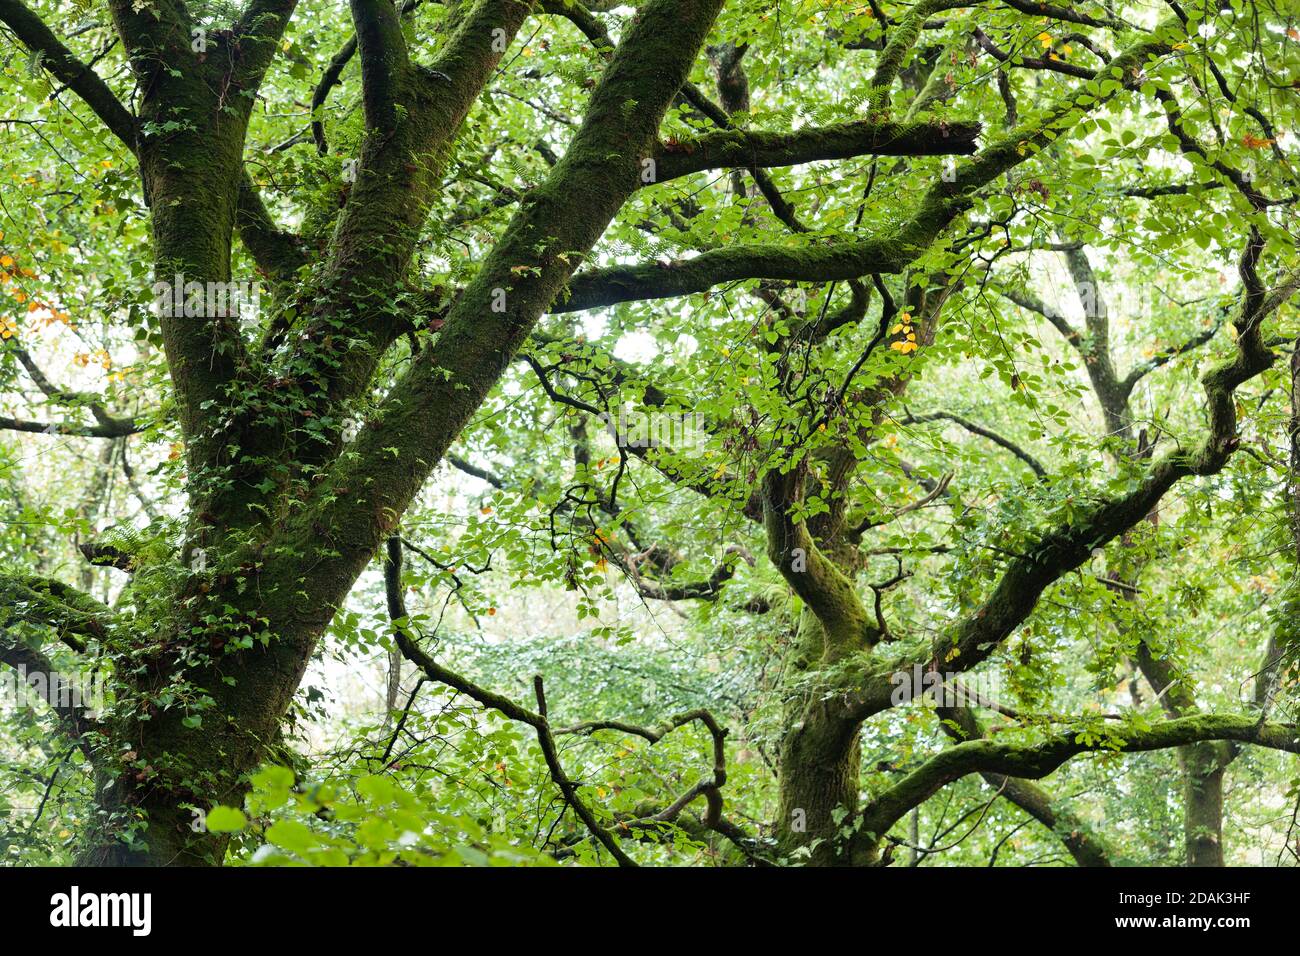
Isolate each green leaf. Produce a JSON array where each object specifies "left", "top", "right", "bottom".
[{"left": 205, "top": 806, "right": 248, "bottom": 833}]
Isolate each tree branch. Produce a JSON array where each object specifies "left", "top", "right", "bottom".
[
  {"left": 0, "top": 574, "right": 112, "bottom": 653},
  {"left": 916, "top": 238, "right": 1286, "bottom": 689},
  {"left": 898, "top": 411, "right": 1047, "bottom": 478},
  {"left": 383, "top": 536, "right": 637, "bottom": 866},
  {"left": 557, "top": 28, "right": 1173, "bottom": 313},
  {"left": 860, "top": 713, "right": 1300, "bottom": 843},
  {"left": 2, "top": 344, "right": 142, "bottom": 437},
  {"left": 0, "top": 416, "right": 142, "bottom": 438},
  {"left": 651, "top": 120, "right": 982, "bottom": 184},
  {"left": 1120, "top": 316, "right": 1224, "bottom": 394},
  {"left": 293, "top": 0, "right": 730, "bottom": 615},
  {"left": 937, "top": 705, "right": 1113, "bottom": 866},
  {"left": 0, "top": 0, "right": 136, "bottom": 146}
]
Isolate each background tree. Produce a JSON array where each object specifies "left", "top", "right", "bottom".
[{"left": 1, "top": 0, "right": 1298, "bottom": 867}]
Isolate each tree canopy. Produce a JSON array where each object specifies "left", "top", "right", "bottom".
[{"left": 1, "top": 0, "right": 1299, "bottom": 868}]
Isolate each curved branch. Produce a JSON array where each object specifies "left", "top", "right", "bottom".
[
  {"left": 348, "top": 0, "right": 414, "bottom": 131},
  {"left": 0, "top": 630, "right": 97, "bottom": 745},
  {"left": 622, "top": 546, "right": 753, "bottom": 602},
  {"left": 1120, "top": 317, "right": 1224, "bottom": 394},
  {"left": 2, "top": 344, "right": 142, "bottom": 437},
  {"left": 446, "top": 453, "right": 507, "bottom": 489},
  {"left": 0, "top": 415, "right": 142, "bottom": 439},
  {"left": 0, "top": 0, "right": 135, "bottom": 146},
  {"left": 898, "top": 411, "right": 1047, "bottom": 478},
  {"left": 938, "top": 706, "right": 1113, "bottom": 867},
  {"left": 651, "top": 120, "right": 982, "bottom": 184},
  {"left": 236, "top": 174, "right": 308, "bottom": 280},
  {"left": 556, "top": 235, "right": 918, "bottom": 313},
  {"left": 0, "top": 574, "right": 112, "bottom": 652},
  {"left": 999, "top": 287, "right": 1081, "bottom": 350},
  {"left": 228, "top": 0, "right": 298, "bottom": 88},
  {"left": 0, "top": 574, "right": 111, "bottom": 753},
  {"left": 763, "top": 466, "right": 880, "bottom": 653},
  {"left": 997, "top": 0, "right": 1130, "bottom": 31},
  {"left": 557, "top": 28, "right": 1173, "bottom": 314},
  {"left": 860, "top": 713, "right": 1300, "bottom": 842},
  {"left": 384, "top": 537, "right": 637, "bottom": 866},
  {"left": 557, "top": 708, "right": 729, "bottom": 829},
  {"left": 846, "top": 243, "right": 1294, "bottom": 722},
  {"left": 973, "top": 26, "right": 1097, "bottom": 81},
  {"left": 850, "top": 472, "right": 954, "bottom": 539}
]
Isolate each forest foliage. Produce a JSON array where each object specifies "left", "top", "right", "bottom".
[{"left": 1, "top": 0, "right": 1299, "bottom": 867}]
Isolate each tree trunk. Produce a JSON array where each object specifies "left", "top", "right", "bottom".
[
  {"left": 75, "top": 572, "right": 325, "bottom": 865},
  {"left": 776, "top": 699, "right": 864, "bottom": 865},
  {"left": 1181, "top": 743, "right": 1228, "bottom": 866}
]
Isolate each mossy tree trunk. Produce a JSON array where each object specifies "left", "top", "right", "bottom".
[{"left": 28, "top": 0, "right": 737, "bottom": 866}]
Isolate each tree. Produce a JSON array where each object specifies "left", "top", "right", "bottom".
[{"left": 1, "top": 0, "right": 1298, "bottom": 867}]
